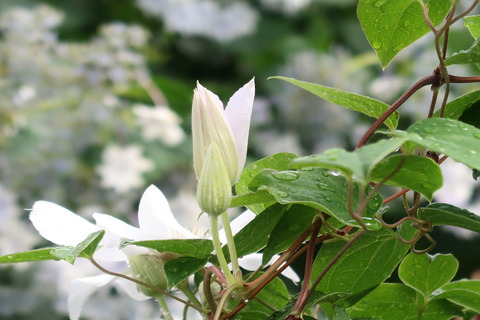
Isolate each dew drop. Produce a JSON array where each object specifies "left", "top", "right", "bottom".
[
  {"left": 316, "top": 182, "right": 333, "bottom": 191},
  {"left": 424, "top": 125, "right": 439, "bottom": 133},
  {"left": 361, "top": 217, "right": 382, "bottom": 231},
  {"left": 322, "top": 171, "right": 330, "bottom": 177},
  {"left": 277, "top": 191, "right": 289, "bottom": 198},
  {"left": 421, "top": 182, "right": 433, "bottom": 189},
  {"left": 372, "top": 40, "right": 382, "bottom": 49},
  {"left": 272, "top": 170, "right": 300, "bottom": 181},
  {"left": 403, "top": 20, "right": 411, "bottom": 27},
  {"left": 323, "top": 195, "right": 332, "bottom": 202},
  {"left": 474, "top": 132, "right": 480, "bottom": 139}
]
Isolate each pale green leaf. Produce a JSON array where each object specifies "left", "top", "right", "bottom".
[
  {"left": 434, "top": 280, "right": 480, "bottom": 313},
  {"left": 236, "top": 152, "right": 298, "bottom": 214},
  {"left": 418, "top": 203, "right": 480, "bottom": 233},
  {"left": 433, "top": 90, "right": 480, "bottom": 120},
  {"left": 395, "top": 118, "right": 480, "bottom": 170},
  {"left": 370, "top": 155, "right": 443, "bottom": 201},
  {"left": 464, "top": 15, "right": 480, "bottom": 39},
  {"left": 358, "top": 0, "right": 452, "bottom": 68},
  {"left": 292, "top": 138, "right": 406, "bottom": 183},
  {"left": 270, "top": 76, "right": 399, "bottom": 129},
  {"left": 0, "top": 248, "right": 60, "bottom": 263},
  {"left": 398, "top": 253, "right": 458, "bottom": 298},
  {"left": 445, "top": 37, "right": 480, "bottom": 66}
]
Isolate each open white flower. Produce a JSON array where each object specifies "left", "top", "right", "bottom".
[{"left": 30, "top": 184, "right": 298, "bottom": 320}]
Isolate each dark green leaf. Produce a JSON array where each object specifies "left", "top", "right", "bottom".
[
  {"left": 236, "top": 152, "right": 298, "bottom": 214},
  {"left": 127, "top": 239, "right": 214, "bottom": 259},
  {"left": 433, "top": 280, "right": 480, "bottom": 313},
  {"left": 398, "top": 253, "right": 458, "bottom": 298},
  {"left": 164, "top": 256, "right": 209, "bottom": 288},
  {"left": 248, "top": 168, "right": 383, "bottom": 230},
  {"left": 418, "top": 203, "right": 480, "bottom": 233},
  {"left": 349, "top": 283, "right": 418, "bottom": 319},
  {"left": 370, "top": 155, "right": 442, "bottom": 201},
  {"left": 225, "top": 203, "right": 288, "bottom": 260},
  {"left": 349, "top": 283, "right": 462, "bottom": 320},
  {"left": 312, "top": 228, "right": 409, "bottom": 307},
  {"left": 270, "top": 76, "right": 399, "bottom": 129},
  {"left": 459, "top": 100, "right": 480, "bottom": 129},
  {"left": 262, "top": 205, "right": 318, "bottom": 265},
  {"left": 240, "top": 273, "right": 290, "bottom": 319},
  {"left": 357, "top": 0, "right": 452, "bottom": 68},
  {"left": 0, "top": 248, "right": 60, "bottom": 263},
  {"left": 398, "top": 118, "right": 480, "bottom": 170},
  {"left": 473, "top": 169, "right": 480, "bottom": 180}
]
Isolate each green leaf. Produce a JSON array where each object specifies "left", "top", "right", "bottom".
[
  {"left": 434, "top": 90, "right": 480, "bottom": 121},
  {"left": 126, "top": 239, "right": 214, "bottom": 259},
  {"left": 77, "top": 230, "right": 105, "bottom": 259},
  {"left": 312, "top": 228, "right": 410, "bottom": 307},
  {"left": 225, "top": 203, "right": 288, "bottom": 260},
  {"left": 459, "top": 100, "right": 480, "bottom": 129},
  {"left": 434, "top": 280, "right": 480, "bottom": 313},
  {"left": 292, "top": 138, "right": 406, "bottom": 184},
  {"left": 51, "top": 230, "right": 105, "bottom": 264},
  {"left": 357, "top": 0, "right": 452, "bottom": 68},
  {"left": 398, "top": 118, "right": 480, "bottom": 170},
  {"left": 248, "top": 168, "right": 383, "bottom": 230},
  {"left": 236, "top": 152, "right": 298, "bottom": 214},
  {"left": 239, "top": 273, "right": 290, "bottom": 318},
  {"left": 349, "top": 283, "right": 462, "bottom": 320},
  {"left": 398, "top": 253, "right": 458, "bottom": 298},
  {"left": 418, "top": 203, "right": 480, "bottom": 233},
  {"left": 464, "top": 15, "right": 480, "bottom": 39},
  {"left": 270, "top": 76, "right": 399, "bottom": 129},
  {"left": 164, "top": 256, "right": 209, "bottom": 288},
  {"left": 231, "top": 190, "right": 276, "bottom": 208},
  {"left": 370, "top": 155, "right": 443, "bottom": 201},
  {"left": 0, "top": 248, "right": 60, "bottom": 263},
  {"left": 445, "top": 37, "right": 480, "bottom": 66},
  {"left": 262, "top": 205, "right": 318, "bottom": 265}
]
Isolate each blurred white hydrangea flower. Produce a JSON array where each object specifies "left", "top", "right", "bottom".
[
  {"left": 133, "top": 104, "right": 185, "bottom": 146},
  {"left": 0, "top": 184, "right": 38, "bottom": 256},
  {"left": 96, "top": 145, "right": 154, "bottom": 193},
  {"left": 435, "top": 159, "right": 480, "bottom": 239},
  {"left": 260, "top": 0, "right": 312, "bottom": 15},
  {"left": 136, "top": 0, "right": 258, "bottom": 42}
]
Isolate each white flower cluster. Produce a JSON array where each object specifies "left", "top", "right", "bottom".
[{"left": 136, "top": 0, "right": 259, "bottom": 42}]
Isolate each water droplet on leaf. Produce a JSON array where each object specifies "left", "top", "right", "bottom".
[
  {"left": 424, "top": 126, "right": 439, "bottom": 133},
  {"left": 372, "top": 40, "right": 382, "bottom": 49},
  {"left": 272, "top": 171, "right": 300, "bottom": 181},
  {"left": 277, "top": 191, "right": 289, "bottom": 198},
  {"left": 473, "top": 132, "right": 480, "bottom": 139}
]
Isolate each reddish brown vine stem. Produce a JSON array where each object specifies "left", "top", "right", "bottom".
[{"left": 356, "top": 72, "right": 438, "bottom": 149}]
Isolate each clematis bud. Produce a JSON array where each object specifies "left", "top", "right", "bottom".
[
  {"left": 128, "top": 252, "right": 178, "bottom": 297},
  {"left": 192, "top": 79, "right": 255, "bottom": 185},
  {"left": 196, "top": 142, "right": 233, "bottom": 216}
]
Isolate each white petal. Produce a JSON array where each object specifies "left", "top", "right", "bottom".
[
  {"left": 238, "top": 254, "right": 300, "bottom": 283},
  {"left": 219, "top": 209, "right": 256, "bottom": 244},
  {"left": 114, "top": 277, "right": 150, "bottom": 301},
  {"left": 196, "top": 81, "right": 225, "bottom": 114},
  {"left": 93, "top": 213, "right": 146, "bottom": 240},
  {"left": 68, "top": 274, "right": 115, "bottom": 320},
  {"left": 138, "top": 185, "right": 195, "bottom": 239},
  {"left": 30, "top": 201, "right": 99, "bottom": 246},
  {"left": 264, "top": 255, "right": 300, "bottom": 284},
  {"left": 224, "top": 78, "right": 255, "bottom": 176}
]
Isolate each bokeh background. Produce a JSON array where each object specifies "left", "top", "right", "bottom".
[{"left": 0, "top": 0, "right": 479, "bottom": 319}]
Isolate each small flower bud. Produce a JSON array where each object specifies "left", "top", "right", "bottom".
[
  {"left": 128, "top": 252, "right": 178, "bottom": 297},
  {"left": 196, "top": 142, "right": 232, "bottom": 216}
]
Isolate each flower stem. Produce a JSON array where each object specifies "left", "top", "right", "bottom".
[
  {"left": 210, "top": 214, "right": 235, "bottom": 285},
  {"left": 177, "top": 279, "right": 203, "bottom": 310},
  {"left": 157, "top": 295, "right": 174, "bottom": 320},
  {"left": 221, "top": 211, "right": 241, "bottom": 281}
]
